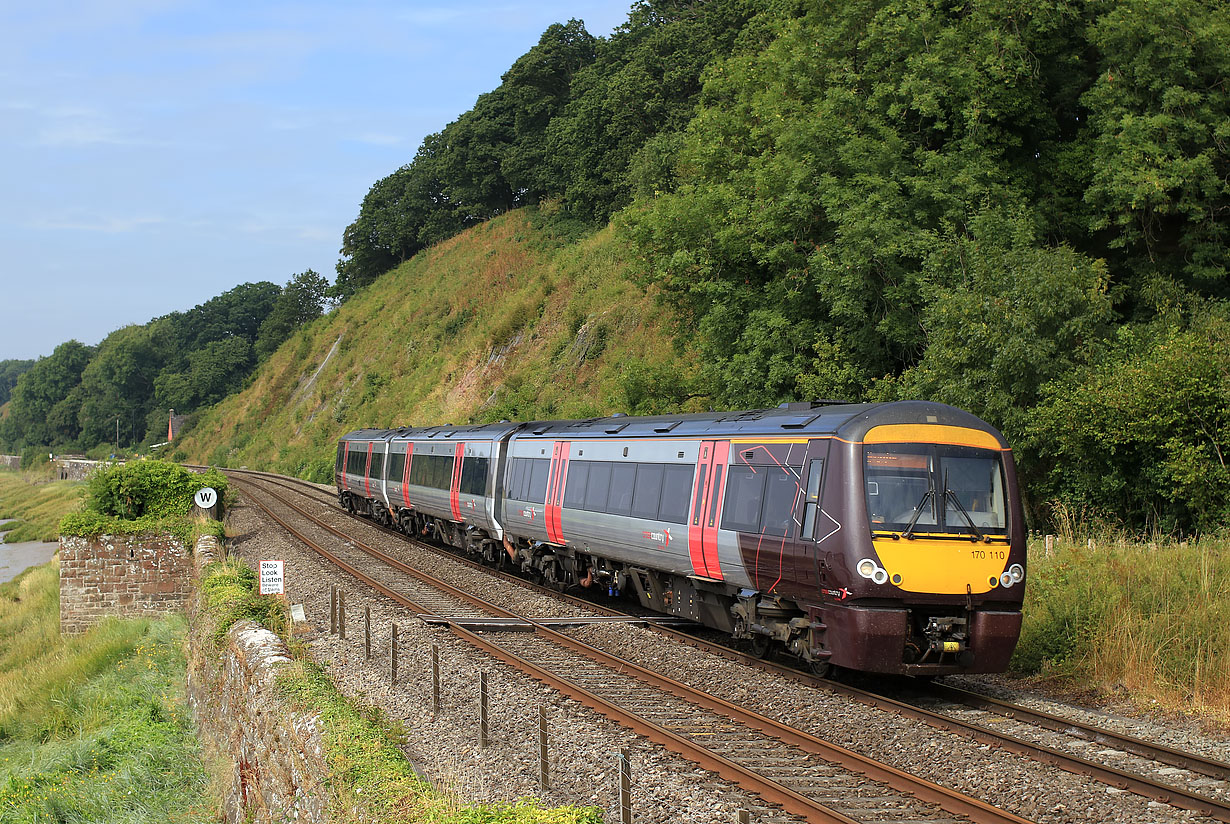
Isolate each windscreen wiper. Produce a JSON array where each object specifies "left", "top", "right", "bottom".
[
  {"left": 901, "top": 487, "right": 935, "bottom": 539},
  {"left": 942, "top": 470, "right": 987, "bottom": 542}
]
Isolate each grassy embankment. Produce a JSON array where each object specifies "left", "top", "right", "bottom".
[
  {"left": 173, "top": 207, "right": 695, "bottom": 480},
  {"left": 1015, "top": 533, "right": 1230, "bottom": 727},
  {"left": 0, "top": 471, "right": 84, "bottom": 542},
  {"left": 0, "top": 564, "right": 216, "bottom": 822}
]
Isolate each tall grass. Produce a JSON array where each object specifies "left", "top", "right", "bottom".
[
  {"left": 0, "top": 473, "right": 84, "bottom": 542},
  {"left": 1012, "top": 533, "right": 1230, "bottom": 725},
  {"left": 0, "top": 562, "right": 215, "bottom": 822}
]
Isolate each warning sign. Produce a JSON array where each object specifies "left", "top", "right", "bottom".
[{"left": 259, "top": 560, "right": 284, "bottom": 595}]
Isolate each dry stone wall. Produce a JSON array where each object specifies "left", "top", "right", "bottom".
[
  {"left": 0, "top": 455, "right": 19, "bottom": 470},
  {"left": 187, "top": 536, "right": 330, "bottom": 824},
  {"left": 59, "top": 532, "right": 192, "bottom": 633}
]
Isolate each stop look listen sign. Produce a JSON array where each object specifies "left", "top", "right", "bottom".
[{"left": 259, "top": 560, "right": 284, "bottom": 595}]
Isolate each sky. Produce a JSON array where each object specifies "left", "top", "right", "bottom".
[{"left": 0, "top": 0, "right": 632, "bottom": 361}]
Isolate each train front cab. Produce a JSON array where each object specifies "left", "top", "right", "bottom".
[{"left": 819, "top": 419, "right": 1026, "bottom": 676}]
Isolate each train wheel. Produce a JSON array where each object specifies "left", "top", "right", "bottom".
[{"left": 749, "top": 635, "right": 772, "bottom": 658}]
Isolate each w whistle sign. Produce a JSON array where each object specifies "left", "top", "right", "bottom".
[{"left": 194, "top": 487, "right": 217, "bottom": 508}]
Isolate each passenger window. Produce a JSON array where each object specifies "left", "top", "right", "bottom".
[
  {"left": 630, "top": 464, "right": 664, "bottom": 520},
  {"left": 369, "top": 453, "right": 384, "bottom": 481},
  {"left": 563, "top": 461, "right": 589, "bottom": 509},
  {"left": 584, "top": 462, "right": 613, "bottom": 512},
  {"left": 721, "top": 466, "right": 765, "bottom": 533},
  {"left": 387, "top": 453, "right": 405, "bottom": 482},
  {"left": 608, "top": 463, "right": 636, "bottom": 516},
  {"left": 659, "top": 464, "right": 694, "bottom": 524},
  {"left": 761, "top": 467, "right": 800, "bottom": 537},
  {"left": 527, "top": 458, "right": 550, "bottom": 503}
]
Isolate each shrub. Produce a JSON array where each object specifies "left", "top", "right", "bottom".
[{"left": 84, "top": 460, "right": 228, "bottom": 520}]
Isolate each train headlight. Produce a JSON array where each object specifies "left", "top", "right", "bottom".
[
  {"left": 872, "top": 568, "right": 889, "bottom": 586},
  {"left": 999, "top": 571, "right": 1014, "bottom": 588},
  {"left": 857, "top": 558, "right": 878, "bottom": 579},
  {"left": 1008, "top": 564, "right": 1024, "bottom": 584}
]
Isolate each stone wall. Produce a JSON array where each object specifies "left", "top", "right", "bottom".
[
  {"left": 187, "top": 536, "right": 329, "bottom": 824},
  {"left": 59, "top": 532, "right": 193, "bottom": 634},
  {"left": 0, "top": 455, "right": 19, "bottom": 470}
]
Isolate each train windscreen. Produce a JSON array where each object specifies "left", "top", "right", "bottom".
[{"left": 864, "top": 444, "right": 1006, "bottom": 535}]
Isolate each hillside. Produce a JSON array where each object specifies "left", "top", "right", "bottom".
[{"left": 173, "top": 210, "right": 694, "bottom": 477}]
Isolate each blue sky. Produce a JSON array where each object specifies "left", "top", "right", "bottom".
[{"left": 0, "top": 0, "right": 631, "bottom": 361}]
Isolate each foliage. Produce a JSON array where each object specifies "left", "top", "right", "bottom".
[
  {"left": 0, "top": 473, "right": 84, "bottom": 543},
  {"left": 0, "top": 340, "right": 93, "bottom": 448},
  {"left": 84, "top": 460, "right": 228, "bottom": 520},
  {"left": 0, "top": 563, "right": 214, "bottom": 821},
  {"left": 198, "top": 560, "right": 288, "bottom": 647},
  {"left": 255, "top": 269, "right": 329, "bottom": 361},
  {"left": 1028, "top": 311, "right": 1230, "bottom": 534},
  {"left": 0, "top": 359, "right": 34, "bottom": 407},
  {"left": 1013, "top": 534, "right": 1230, "bottom": 722}
]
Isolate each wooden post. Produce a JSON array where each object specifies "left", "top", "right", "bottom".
[
  {"left": 538, "top": 704, "right": 549, "bottom": 792},
  {"left": 736, "top": 811, "right": 750, "bottom": 824},
  {"left": 390, "top": 624, "right": 399, "bottom": 684},
  {"left": 329, "top": 586, "right": 337, "bottom": 635},
  {"left": 431, "top": 645, "right": 440, "bottom": 713},
  {"left": 478, "top": 671, "right": 489, "bottom": 748},
  {"left": 364, "top": 607, "right": 371, "bottom": 660},
  {"left": 618, "top": 748, "right": 632, "bottom": 824},
  {"left": 338, "top": 591, "right": 346, "bottom": 640},
  {"left": 1044, "top": 534, "right": 1055, "bottom": 558}
]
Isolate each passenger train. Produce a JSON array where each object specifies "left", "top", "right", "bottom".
[{"left": 335, "top": 401, "right": 1026, "bottom": 677}]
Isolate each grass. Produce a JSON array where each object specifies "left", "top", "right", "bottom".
[
  {"left": 173, "top": 209, "right": 694, "bottom": 482},
  {"left": 0, "top": 472, "right": 84, "bottom": 543},
  {"left": 1011, "top": 532, "right": 1230, "bottom": 727},
  {"left": 0, "top": 562, "right": 215, "bottom": 823}
]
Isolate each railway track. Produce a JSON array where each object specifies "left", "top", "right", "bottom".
[
  {"left": 231, "top": 472, "right": 1035, "bottom": 824},
  {"left": 223, "top": 468, "right": 1230, "bottom": 822}
]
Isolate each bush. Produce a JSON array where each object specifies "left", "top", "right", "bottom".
[{"left": 84, "top": 460, "right": 228, "bottom": 520}]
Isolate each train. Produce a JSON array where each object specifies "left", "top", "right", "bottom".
[{"left": 335, "top": 400, "right": 1026, "bottom": 677}]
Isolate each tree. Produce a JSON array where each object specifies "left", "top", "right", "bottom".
[
  {"left": 3, "top": 340, "right": 92, "bottom": 447},
  {"left": 255, "top": 269, "right": 329, "bottom": 360},
  {"left": 0, "top": 359, "right": 35, "bottom": 406}
]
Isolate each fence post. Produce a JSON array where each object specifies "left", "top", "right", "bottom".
[
  {"left": 390, "top": 624, "right": 399, "bottom": 684},
  {"left": 736, "top": 810, "right": 750, "bottom": 824},
  {"left": 538, "top": 704, "right": 549, "bottom": 792},
  {"left": 618, "top": 748, "right": 632, "bottom": 824},
  {"left": 432, "top": 645, "right": 440, "bottom": 714},
  {"left": 478, "top": 671, "right": 489, "bottom": 749},
  {"left": 1044, "top": 534, "right": 1055, "bottom": 558},
  {"left": 329, "top": 586, "right": 337, "bottom": 634},
  {"left": 338, "top": 590, "right": 346, "bottom": 640},
  {"left": 364, "top": 607, "right": 371, "bottom": 660}
]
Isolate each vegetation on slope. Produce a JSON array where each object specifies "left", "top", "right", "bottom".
[
  {"left": 174, "top": 210, "right": 694, "bottom": 480},
  {"left": 0, "top": 564, "right": 215, "bottom": 823}
]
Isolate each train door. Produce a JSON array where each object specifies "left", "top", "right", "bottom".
[
  {"left": 400, "top": 442, "right": 415, "bottom": 510},
  {"left": 362, "top": 442, "right": 374, "bottom": 499},
  {"left": 449, "top": 442, "right": 465, "bottom": 521},
  {"left": 688, "top": 440, "right": 729, "bottom": 580},
  {"left": 544, "top": 440, "right": 570, "bottom": 544},
  {"left": 799, "top": 439, "right": 836, "bottom": 592}
]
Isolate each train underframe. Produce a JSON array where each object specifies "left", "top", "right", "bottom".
[{"left": 339, "top": 491, "right": 1019, "bottom": 676}]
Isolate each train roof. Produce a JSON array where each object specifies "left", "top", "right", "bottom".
[
  {"left": 510, "top": 401, "right": 1004, "bottom": 445},
  {"left": 338, "top": 401, "right": 1007, "bottom": 448}
]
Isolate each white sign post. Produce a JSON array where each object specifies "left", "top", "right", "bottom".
[
  {"left": 259, "top": 560, "right": 285, "bottom": 595},
  {"left": 194, "top": 487, "right": 218, "bottom": 508}
]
